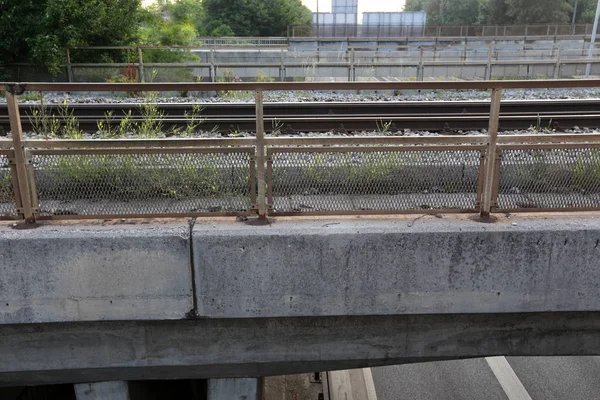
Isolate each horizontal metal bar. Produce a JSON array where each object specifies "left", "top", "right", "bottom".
[
  {"left": 71, "top": 63, "right": 212, "bottom": 68},
  {"left": 29, "top": 147, "right": 253, "bottom": 156},
  {"left": 269, "top": 208, "right": 478, "bottom": 217},
  {"left": 0, "top": 141, "right": 13, "bottom": 149},
  {"left": 36, "top": 211, "right": 257, "bottom": 220},
  {"left": 24, "top": 138, "right": 255, "bottom": 149},
  {"left": 7, "top": 79, "right": 600, "bottom": 93},
  {"left": 0, "top": 150, "right": 14, "bottom": 157},
  {"left": 498, "top": 134, "right": 600, "bottom": 143},
  {"left": 267, "top": 145, "right": 485, "bottom": 155},
  {"left": 496, "top": 207, "right": 600, "bottom": 213},
  {"left": 265, "top": 136, "right": 488, "bottom": 146},
  {"left": 499, "top": 143, "right": 600, "bottom": 150}
]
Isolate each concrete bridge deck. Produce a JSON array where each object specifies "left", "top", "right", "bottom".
[{"left": 1, "top": 214, "right": 600, "bottom": 388}]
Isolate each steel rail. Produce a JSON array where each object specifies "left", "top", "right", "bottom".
[{"left": 3, "top": 100, "right": 600, "bottom": 133}]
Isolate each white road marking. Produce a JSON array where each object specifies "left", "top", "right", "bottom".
[{"left": 486, "top": 356, "right": 533, "bottom": 400}]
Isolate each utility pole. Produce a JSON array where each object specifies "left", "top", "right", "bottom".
[
  {"left": 316, "top": 0, "right": 320, "bottom": 38},
  {"left": 572, "top": 0, "right": 579, "bottom": 35},
  {"left": 585, "top": 0, "right": 600, "bottom": 77}
]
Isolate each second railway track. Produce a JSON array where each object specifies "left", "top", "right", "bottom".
[{"left": 1, "top": 99, "right": 600, "bottom": 134}]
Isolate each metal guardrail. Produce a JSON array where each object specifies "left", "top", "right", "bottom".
[
  {"left": 2, "top": 80, "right": 600, "bottom": 221},
  {"left": 62, "top": 42, "right": 600, "bottom": 83}
]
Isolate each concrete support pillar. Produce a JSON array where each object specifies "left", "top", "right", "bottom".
[
  {"left": 207, "top": 378, "right": 260, "bottom": 400},
  {"left": 74, "top": 381, "right": 130, "bottom": 400}
]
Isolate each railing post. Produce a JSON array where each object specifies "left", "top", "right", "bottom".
[
  {"left": 210, "top": 49, "right": 216, "bottom": 82},
  {"left": 280, "top": 49, "right": 286, "bottom": 82},
  {"left": 480, "top": 87, "right": 502, "bottom": 218},
  {"left": 417, "top": 47, "right": 424, "bottom": 81},
  {"left": 349, "top": 48, "right": 355, "bottom": 82},
  {"left": 5, "top": 88, "right": 35, "bottom": 222},
  {"left": 554, "top": 43, "right": 563, "bottom": 79},
  {"left": 137, "top": 47, "right": 145, "bottom": 83},
  {"left": 485, "top": 45, "right": 493, "bottom": 80},
  {"left": 255, "top": 90, "right": 267, "bottom": 219},
  {"left": 66, "top": 49, "right": 74, "bottom": 83}
]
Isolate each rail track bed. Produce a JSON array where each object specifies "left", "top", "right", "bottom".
[{"left": 1, "top": 99, "right": 600, "bottom": 134}]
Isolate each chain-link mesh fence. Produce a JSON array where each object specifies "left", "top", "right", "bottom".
[
  {"left": 268, "top": 147, "right": 483, "bottom": 214},
  {"left": 497, "top": 146, "right": 600, "bottom": 210},
  {"left": 0, "top": 153, "right": 17, "bottom": 219},
  {"left": 31, "top": 149, "right": 255, "bottom": 217}
]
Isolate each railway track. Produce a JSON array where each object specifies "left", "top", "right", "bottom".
[{"left": 1, "top": 99, "right": 599, "bottom": 134}]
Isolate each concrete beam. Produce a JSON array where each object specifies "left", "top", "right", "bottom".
[
  {"left": 207, "top": 378, "right": 260, "bottom": 400},
  {"left": 0, "top": 222, "right": 193, "bottom": 324},
  {"left": 193, "top": 216, "right": 600, "bottom": 318},
  {"left": 74, "top": 381, "right": 130, "bottom": 400},
  {"left": 1, "top": 312, "right": 599, "bottom": 386}
]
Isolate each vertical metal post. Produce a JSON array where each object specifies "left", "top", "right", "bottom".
[
  {"left": 572, "top": 0, "right": 580, "bottom": 35},
  {"left": 585, "top": 0, "right": 600, "bottom": 77},
  {"left": 255, "top": 90, "right": 266, "bottom": 219},
  {"left": 6, "top": 91, "right": 34, "bottom": 222},
  {"left": 348, "top": 48, "right": 355, "bottom": 82},
  {"left": 486, "top": 45, "right": 493, "bottom": 80},
  {"left": 480, "top": 88, "right": 502, "bottom": 218},
  {"left": 280, "top": 49, "right": 286, "bottom": 82},
  {"left": 210, "top": 49, "right": 216, "bottom": 82},
  {"left": 554, "top": 43, "right": 563, "bottom": 79},
  {"left": 137, "top": 47, "right": 145, "bottom": 83},
  {"left": 66, "top": 49, "right": 74, "bottom": 83},
  {"left": 417, "top": 47, "right": 424, "bottom": 81}
]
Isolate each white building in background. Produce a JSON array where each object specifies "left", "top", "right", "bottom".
[{"left": 312, "top": 0, "right": 426, "bottom": 37}]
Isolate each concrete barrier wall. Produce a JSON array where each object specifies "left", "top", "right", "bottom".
[
  {"left": 193, "top": 217, "right": 600, "bottom": 318},
  {"left": 3, "top": 215, "right": 600, "bottom": 325},
  {"left": 0, "top": 223, "right": 193, "bottom": 324}
]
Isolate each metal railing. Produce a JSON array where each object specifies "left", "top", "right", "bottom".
[
  {"left": 58, "top": 41, "right": 600, "bottom": 83},
  {"left": 289, "top": 23, "right": 596, "bottom": 38},
  {"left": 2, "top": 80, "right": 600, "bottom": 222},
  {"left": 196, "top": 37, "right": 288, "bottom": 47}
]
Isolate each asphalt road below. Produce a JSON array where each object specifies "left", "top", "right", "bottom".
[{"left": 372, "top": 357, "right": 600, "bottom": 400}]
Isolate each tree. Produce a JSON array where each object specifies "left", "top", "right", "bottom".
[
  {"left": 485, "top": 0, "right": 512, "bottom": 24},
  {"left": 440, "top": 0, "right": 482, "bottom": 25},
  {"left": 0, "top": 0, "right": 142, "bottom": 76},
  {"left": 575, "top": 0, "right": 598, "bottom": 23},
  {"left": 202, "top": 0, "right": 312, "bottom": 36},
  {"left": 404, "top": 0, "right": 443, "bottom": 25},
  {"left": 506, "top": 0, "right": 574, "bottom": 24}
]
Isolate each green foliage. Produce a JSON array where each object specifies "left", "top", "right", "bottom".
[
  {"left": 43, "top": 154, "right": 248, "bottom": 202},
  {"left": 573, "top": 149, "right": 600, "bottom": 189},
  {"left": 0, "top": 0, "right": 141, "bottom": 76},
  {"left": 27, "top": 96, "right": 83, "bottom": 139},
  {"left": 210, "top": 24, "right": 236, "bottom": 37},
  {"left": 506, "top": 0, "right": 573, "bottom": 24},
  {"left": 138, "top": 3, "right": 200, "bottom": 65},
  {"left": 202, "top": 0, "right": 312, "bottom": 36}
]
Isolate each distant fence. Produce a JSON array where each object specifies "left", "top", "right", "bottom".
[
  {"left": 196, "top": 37, "right": 288, "bottom": 47},
  {"left": 2, "top": 80, "right": 600, "bottom": 222},
  {"left": 289, "top": 23, "right": 596, "bottom": 38},
  {"left": 56, "top": 41, "right": 600, "bottom": 83}
]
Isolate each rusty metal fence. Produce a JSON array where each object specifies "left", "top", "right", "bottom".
[{"left": 2, "top": 80, "right": 600, "bottom": 221}]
